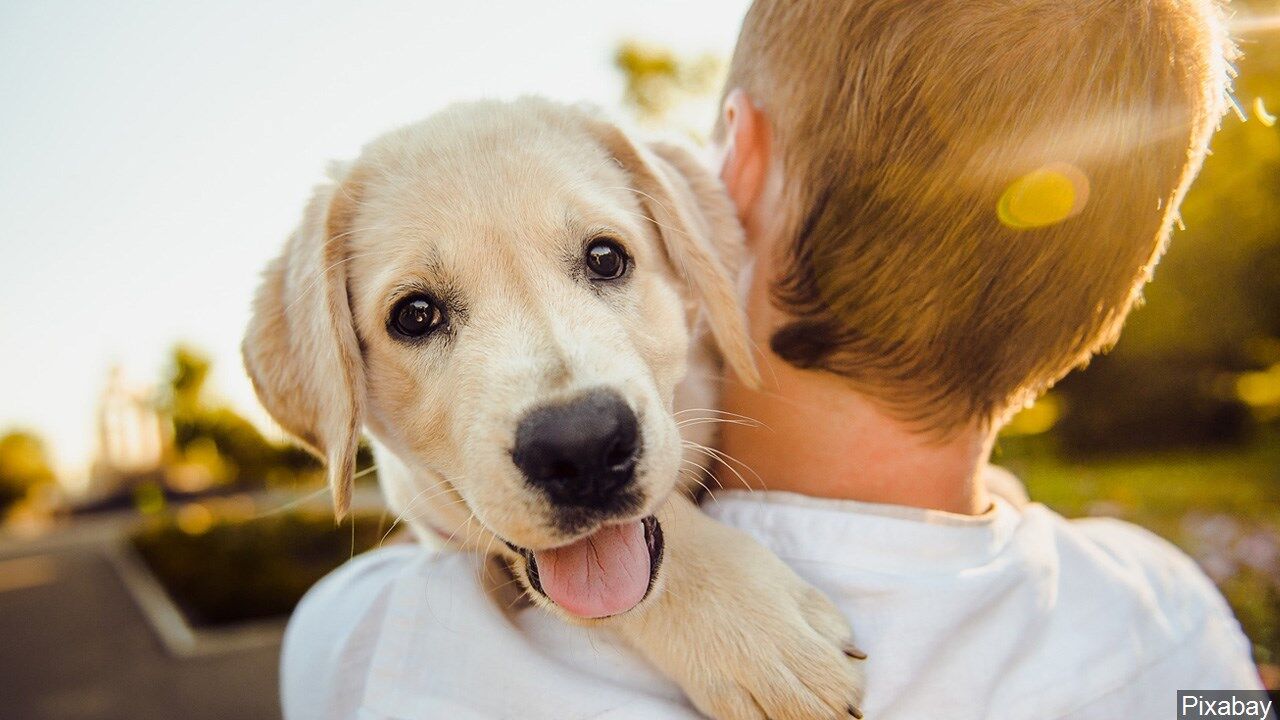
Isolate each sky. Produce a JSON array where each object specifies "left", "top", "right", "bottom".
[{"left": 0, "top": 0, "right": 752, "bottom": 482}]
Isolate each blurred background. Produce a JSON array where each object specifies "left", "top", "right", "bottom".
[{"left": 0, "top": 1, "right": 1276, "bottom": 717}]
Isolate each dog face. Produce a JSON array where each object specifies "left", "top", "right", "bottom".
[
  {"left": 348, "top": 106, "right": 696, "bottom": 548},
  {"left": 244, "top": 99, "right": 756, "bottom": 617}
]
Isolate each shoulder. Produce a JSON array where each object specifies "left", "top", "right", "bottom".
[
  {"left": 284, "top": 543, "right": 427, "bottom": 648},
  {"left": 280, "top": 545, "right": 473, "bottom": 720},
  {"left": 1010, "top": 507, "right": 1262, "bottom": 709},
  {"left": 1044, "top": 511, "right": 1235, "bottom": 630},
  {"left": 283, "top": 544, "right": 701, "bottom": 720},
  {"left": 295, "top": 542, "right": 422, "bottom": 610}
]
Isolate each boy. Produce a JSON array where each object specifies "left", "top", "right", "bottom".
[{"left": 282, "top": 0, "right": 1263, "bottom": 717}]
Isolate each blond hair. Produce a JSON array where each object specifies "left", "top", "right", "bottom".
[{"left": 720, "top": 0, "right": 1234, "bottom": 431}]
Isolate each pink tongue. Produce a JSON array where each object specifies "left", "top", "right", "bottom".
[{"left": 532, "top": 520, "right": 650, "bottom": 618}]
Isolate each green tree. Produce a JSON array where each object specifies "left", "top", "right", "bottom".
[
  {"left": 615, "top": 40, "right": 722, "bottom": 128},
  {"left": 0, "top": 430, "right": 56, "bottom": 513},
  {"left": 168, "top": 343, "right": 212, "bottom": 416},
  {"left": 160, "top": 344, "right": 319, "bottom": 489}
]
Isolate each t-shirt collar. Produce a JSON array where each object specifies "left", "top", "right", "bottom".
[{"left": 703, "top": 488, "right": 1022, "bottom": 572}]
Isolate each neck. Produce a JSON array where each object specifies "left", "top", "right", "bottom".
[
  {"left": 714, "top": 164, "right": 994, "bottom": 514},
  {"left": 715, "top": 356, "right": 995, "bottom": 515}
]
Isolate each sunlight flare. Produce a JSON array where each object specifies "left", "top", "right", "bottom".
[
  {"left": 1255, "top": 97, "right": 1277, "bottom": 128},
  {"left": 997, "top": 163, "right": 1090, "bottom": 230}
]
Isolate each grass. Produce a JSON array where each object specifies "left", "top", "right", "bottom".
[{"left": 997, "top": 432, "right": 1280, "bottom": 667}]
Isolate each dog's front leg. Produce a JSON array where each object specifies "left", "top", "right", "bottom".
[{"left": 612, "top": 494, "right": 866, "bottom": 720}]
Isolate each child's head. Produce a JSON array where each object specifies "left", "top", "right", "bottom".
[{"left": 717, "top": 0, "right": 1233, "bottom": 432}]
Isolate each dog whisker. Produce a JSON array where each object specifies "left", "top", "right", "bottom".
[
  {"left": 613, "top": 206, "right": 695, "bottom": 280},
  {"left": 281, "top": 243, "right": 406, "bottom": 313},
  {"left": 676, "top": 417, "right": 762, "bottom": 430},
  {"left": 377, "top": 480, "right": 457, "bottom": 547},
  {"left": 613, "top": 206, "right": 694, "bottom": 245},
  {"left": 683, "top": 439, "right": 766, "bottom": 492},
  {"left": 673, "top": 407, "right": 767, "bottom": 425},
  {"left": 698, "top": 442, "right": 766, "bottom": 487},
  {"left": 679, "top": 467, "right": 723, "bottom": 507},
  {"left": 601, "top": 186, "right": 693, "bottom": 242},
  {"left": 680, "top": 460, "right": 724, "bottom": 490},
  {"left": 250, "top": 485, "right": 331, "bottom": 520},
  {"left": 385, "top": 493, "right": 474, "bottom": 539},
  {"left": 680, "top": 456, "right": 724, "bottom": 490},
  {"left": 441, "top": 513, "right": 477, "bottom": 551}
]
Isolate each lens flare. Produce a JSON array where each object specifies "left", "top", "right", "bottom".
[
  {"left": 997, "top": 163, "right": 1089, "bottom": 230},
  {"left": 1255, "top": 97, "right": 1276, "bottom": 128}
]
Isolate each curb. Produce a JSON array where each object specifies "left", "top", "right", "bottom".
[{"left": 104, "top": 541, "right": 286, "bottom": 658}]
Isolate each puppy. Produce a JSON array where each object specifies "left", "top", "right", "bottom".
[{"left": 244, "top": 98, "right": 865, "bottom": 720}]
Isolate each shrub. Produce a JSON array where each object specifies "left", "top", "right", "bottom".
[{"left": 130, "top": 508, "right": 385, "bottom": 627}]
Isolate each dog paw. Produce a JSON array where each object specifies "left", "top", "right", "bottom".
[
  {"left": 616, "top": 497, "right": 866, "bottom": 720},
  {"left": 684, "top": 579, "right": 866, "bottom": 720}
]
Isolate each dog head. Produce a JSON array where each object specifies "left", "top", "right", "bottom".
[{"left": 244, "top": 99, "right": 756, "bottom": 618}]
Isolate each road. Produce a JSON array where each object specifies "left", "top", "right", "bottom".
[{"left": 0, "top": 546, "right": 282, "bottom": 720}]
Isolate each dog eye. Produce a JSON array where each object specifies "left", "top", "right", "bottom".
[
  {"left": 389, "top": 295, "right": 445, "bottom": 339},
  {"left": 585, "top": 238, "right": 629, "bottom": 281}
]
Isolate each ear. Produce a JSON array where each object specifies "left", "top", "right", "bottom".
[
  {"left": 583, "top": 119, "right": 761, "bottom": 388},
  {"left": 716, "top": 88, "right": 772, "bottom": 230},
  {"left": 242, "top": 166, "right": 367, "bottom": 518}
]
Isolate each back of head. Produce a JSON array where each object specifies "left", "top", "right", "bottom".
[{"left": 721, "top": 0, "right": 1234, "bottom": 432}]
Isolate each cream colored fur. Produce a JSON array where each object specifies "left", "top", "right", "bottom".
[{"left": 244, "top": 98, "right": 864, "bottom": 720}]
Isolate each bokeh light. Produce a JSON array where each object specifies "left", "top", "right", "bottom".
[
  {"left": 1255, "top": 97, "right": 1277, "bottom": 128},
  {"left": 997, "top": 163, "right": 1090, "bottom": 230},
  {"left": 175, "top": 502, "right": 215, "bottom": 536}
]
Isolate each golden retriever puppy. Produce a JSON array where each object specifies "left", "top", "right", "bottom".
[{"left": 244, "top": 98, "right": 865, "bottom": 720}]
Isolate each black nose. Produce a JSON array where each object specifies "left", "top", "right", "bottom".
[{"left": 512, "top": 389, "right": 640, "bottom": 508}]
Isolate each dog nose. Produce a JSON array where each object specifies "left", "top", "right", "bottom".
[{"left": 512, "top": 389, "right": 640, "bottom": 508}]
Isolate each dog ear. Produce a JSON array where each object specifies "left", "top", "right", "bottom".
[
  {"left": 242, "top": 166, "right": 367, "bottom": 518},
  {"left": 584, "top": 120, "right": 761, "bottom": 388}
]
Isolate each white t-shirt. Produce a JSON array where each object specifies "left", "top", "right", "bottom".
[{"left": 281, "top": 487, "right": 1262, "bottom": 720}]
